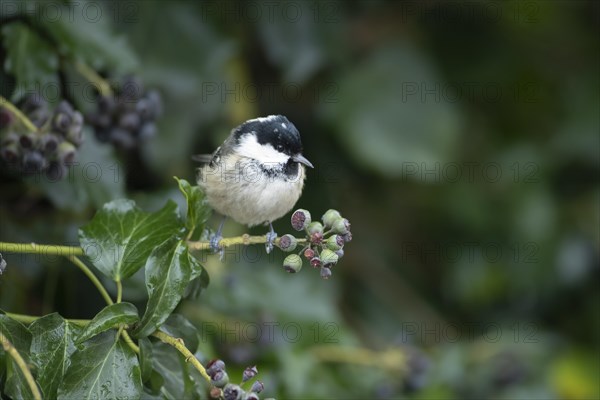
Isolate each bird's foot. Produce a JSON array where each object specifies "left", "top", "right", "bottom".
[
  {"left": 209, "top": 233, "right": 224, "bottom": 260},
  {"left": 265, "top": 224, "right": 277, "bottom": 254}
]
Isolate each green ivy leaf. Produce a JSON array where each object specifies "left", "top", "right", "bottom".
[
  {"left": 77, "top": 303, "right": 139, "bottom": 344},
  {"left": 2, "top": 22, "right": 59, "bottom": 101},
  {"left": 158, "top": 314, "right": 199, "bottom": 353},
  {"left": 29, "top": 314, "right": 82, "bottom": 399},
  {"left": 57, "top": 331, "right": 142, "bottom": 399},
  {"left": 0, "top": 314, "right": 36, "bottom": 400},
  {"left": 79, "top": 199, "right": 184, "bottom": 281},
  {"left": 36, "top": 0, "right": 137, "bottom": 73},
  {"left": 134, "top": 240, "right": 192, "bottom": 338},
  {"left": 138, "top": 338, "right": 153, "bottom": 384},
  {"left": 151, "top": 342, "right": 195, "bottom": 399},
  {"left": 175, "top": 177, "right": 211, "bottom": 241}
]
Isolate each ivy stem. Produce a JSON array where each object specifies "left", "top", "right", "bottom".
[
  {"left": 0, "top": 242, "right": 84, "bottom": 256},
  {"left": 0, "top": 332, "right": 43, "bottom": 400},
  {"left": 187, "top": 234, "right": 307, "bottom": 251},
  {"left": 74, "top": 61, "right": 113, "bottom": 97},
  {"left": 310, "top": 345, "right": 406, "bottom": 372},
  {"left": 5, "top": 312, "right": 89, "bottom": 326},
  {"left": 152, "top": 330, "right": 211, "bottom": 383},
  {"left": 67, "top": 255, "right": 114, "bottom": 306},
  {"left": 116, "top": 280, "right": 123, "bottom": 303},
  {"left": 0, "top": 95, "right": 39, "bottom": 133},
  {"left": 121, "top": 331, "right": 140, "bottom": 354}
]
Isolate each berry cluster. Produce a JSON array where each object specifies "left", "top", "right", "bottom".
[
  {"left": 207, "top": 359, "right": 271, "bottom": 400},
  {"left": 0, "top": 96, "right": 83, "bottom": 179},
  {"left": 280, "top": 209, "right": 352, "bottom": 279},
  {"left": 86, "top": 76, "right": 161, "bottom": 149}
]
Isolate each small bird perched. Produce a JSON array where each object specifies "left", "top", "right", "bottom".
[{"left": 194, "top": 115, "right": 313, "bottom": 254}]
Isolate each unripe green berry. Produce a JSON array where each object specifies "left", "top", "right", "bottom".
[
  {"left": 211, "top": 370, "right": 229, "bottom": 388},
  {"left": 307, "top": 221, "right": 324, "bottom": 235},
  {"left": 326, "top": 234, "right": 344, "bottom": 251},
  {"left": 320, "top": 249, "right": 339, "bottom": 267},
  {"left": 322, "top": 209, "right": 341, "bottom": 228},
  {"left": 58, "top": 141, "right": 77, "bottom": 164},
  {"left": 283, "top": 254, "right": 302, "bottom": 273},
  {"left": 291, "top": 209, "right": 311, "bottom": 231},
  {"left": 332, "top": 218, "right": 351, "bottom": 235},
  {"left": 278, "top": 234, "right": 297, "bottom": 252}
]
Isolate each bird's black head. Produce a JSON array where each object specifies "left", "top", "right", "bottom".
[{"left": 234, "top": 115, "right": 303, "bottom": 156}]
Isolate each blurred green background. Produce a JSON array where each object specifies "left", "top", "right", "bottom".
[{"left": 1, "top": 0, "right": 599, "bottom": 398}]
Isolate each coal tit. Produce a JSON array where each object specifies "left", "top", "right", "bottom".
[{"left": 195, "top": 115, "right": 313, "bottom": 254}]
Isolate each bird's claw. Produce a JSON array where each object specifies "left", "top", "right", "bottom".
[
  {"left": 265, "top": 230, "right": 277, "bottom": 254},
  {"left": 209, "top": 233, "right": 224, "bottom": 260}
]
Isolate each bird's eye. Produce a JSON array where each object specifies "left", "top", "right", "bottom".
[{"left": 276, "top": 144, "right": 284, "bottom": 152}]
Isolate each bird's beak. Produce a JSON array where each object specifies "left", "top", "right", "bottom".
[{"left": 292, "top": 154, "right": 314, "bottom": 168}]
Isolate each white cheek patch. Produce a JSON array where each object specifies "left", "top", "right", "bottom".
[{"left": 237, "top": 134, "right": 289, "bottom": 165}]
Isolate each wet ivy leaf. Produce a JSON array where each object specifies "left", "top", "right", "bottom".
[
  {"left": 2, "top": 22, "right": 59, "bottom": 101},
  {"left": 57, "top": 331, "right": 142, "bottom": 399},
  {"left": 138, "top": 338, "right": 153, "bottom": 384},
  {"left": 151, "top": 342, "right": 195, "bottom": 400},
  {"left": 29, "top": 314, "right": 82, "bottom": 399},
  {"left": 134, "top": 240, "right": 193, "bottom": 338},
  {"left": 158, "top": 314, "right": 199, "bottom": 353},
  {"left": 175, "top": 177, "right": 211, "bottom": 241},
  {"left": 0, "top": 314, "right": 36, "bottom": 400},
  {"left": 77, "top": 303, "right": 139, "bottom": 344},
  {"left": 79, "top": 199, "right": 184, "bottom": 281}
]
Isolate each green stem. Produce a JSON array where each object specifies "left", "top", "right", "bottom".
[
  {"left": 0, "top": 242, "right": 84, "bottom": 256},
  {"left": 0, "top": 332, "right": 42, "bottom": 400},
  {"left": 187, "top": 234, "right": 307, "bottom": 251},
  {"left": 116, "top": 280, "right": 123, "bottom": 304},
  {"left": 152, "top": 330, "right": 211, "bottom": 383},
  {"left": 0, "top": 95, "right": 38, "bottom": 133},
  {"left": 5, "top": 312, "right": 90, "bottom": 327},
  {"left": 67, "top": 255, "right": 114, "bottom": 306},
  {"left": 74, "top": 61, "right": 113, "bottom": 97},
  {"left": 121, "top": 331, "right": 140, "bottom": 354}
]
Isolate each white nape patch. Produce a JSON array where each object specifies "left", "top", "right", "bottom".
[
  {"left": 247, "top": 115, "right": 279, "bottom": 124},
  {"left": 281, "top": 123, "right": 287, "bottom": 129},
  {"left": 237, "top": 134, "right": 289, "bottom": 165}
]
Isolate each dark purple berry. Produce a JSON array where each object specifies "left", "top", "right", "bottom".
[
  {"left": 243, "top": 393, "right": 259, "bottom": 400},
  {"left": 206, "top": 359, "right": 226, "bottom": 377},
  {"left": 0, "top": 108, "right": 13, "bottom": 129},
  {"left": 320, "top": 266, "right": 332, "bottom": 279},
  {"left": 110, "top": 128, "right": 136, "bottom": 149},
  {"left": 55, "top": 100, "right": 74, "bottom": 116},
  {"left": 342, "top": 232, "right": 353, "bottom": 243},
  {"left": 41, "top": 134, "right": 60, "bottom": 153},
  {"left": 52, "top": 112, "right": 72, "bottom": 134},
  {"left": 335, "top": 249, "right": 344, "bottom": 258},
  {"left": 19, "top": 133, "right": 36, "bottom": 149},
  {"left": 139, "top": 123, "right": 157, "bottom": 139},
  {"left": 22, "top": 151, "right": 46, "bottom": 172},
  {"left": 45, "top": 161, "right": 67, "bottom": 181},
  {"left": 119, "top": 112, "right": 141, "bottom": 131},
  {"left": 222, "top": 383, "right": 243, "bottom": 400},
  {"left": 242, "top": 365, "right": 258, "bottom": 382},
  {"left": 0, "top": 143, "right": 20, "bottom": 163},
  {"left": 250, "top": 380, "right": 264, "bottom": 394}
]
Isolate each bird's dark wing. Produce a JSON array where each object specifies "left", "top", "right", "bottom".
[
  {"left": 191, "top": 154, "right": 214, "bottom": 164},
  {"left": 192, "top": 145, "right": 223, "bottom": 166}
]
